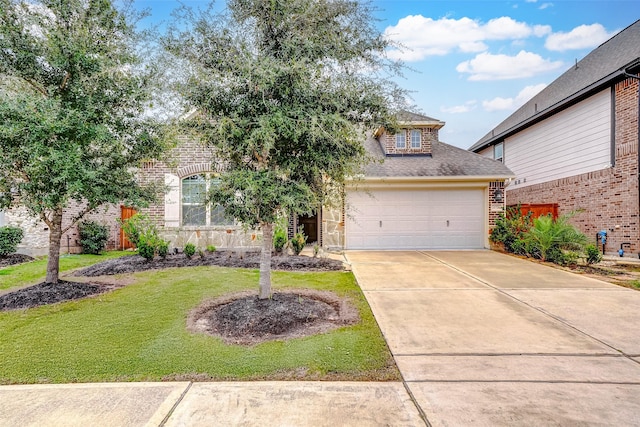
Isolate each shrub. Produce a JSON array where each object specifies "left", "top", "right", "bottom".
[
  {"left": 137, "top": 238, "right": 157, "bottom": 261},
  {"left": 78, "top": 221, "right": 109, "bottom": 255},
  {"left": 290, "top": 227, "right": 307, "bottom": 256},
  {"left": 184, "top": 243, "right": 196, "bottom": 259},
  {"left": 585, "top": 244, "right": 603, "bottom": 265},
  {"left": 523, "top": 212, "right": 587, "bottom": 264},
  {"left": 0, "top": 226, "right": 23, "bottom": 257},
  {"left": 206, "top": 245, "right": 217, "bottom": 253},
  {"left": 273, "top": 226, "right": 288, "bottom": 254},
  {"left": 157, "top": 240, "right": 169, "bottom": 260},
  {"left": 490, "top": 206, "right": 532, "bottom": 255},
  {"left": 119, "top": 213, "right": 156, "bottom": 248}
]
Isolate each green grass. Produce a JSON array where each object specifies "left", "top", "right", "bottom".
[
  {"left": 0, "top": 251, "right": 131, "bottom": 291},
  {"left": 0, "top": 265, "right": 398, "bottom": 384}
]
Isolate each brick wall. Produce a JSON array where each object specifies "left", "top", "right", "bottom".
[
  {"left": 488, "top": 180, "right": 506, "bottom": 230},
  {"left": 381, "top": 127, "right": 436, "bottom": 155},
  {"left": 506, "top": 76, "right": 639, "bottom": 256}
]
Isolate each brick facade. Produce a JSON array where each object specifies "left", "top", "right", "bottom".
[
  {"left": 381, "top": 127, "right": 436, "bottom": 155},
  {"left": 506, "top": 76, "right": 639, "bottom": 256}
]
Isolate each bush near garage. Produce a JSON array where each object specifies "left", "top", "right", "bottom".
[{"left": 491, "top": 207, "right": 589, "bottom": 266}]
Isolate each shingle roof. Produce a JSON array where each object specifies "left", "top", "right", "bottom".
[
  {"left": 469, "top": 19, "right": 640, "bottom": 152},
  {"left": 396, "top": 110, "right": 442, "bottom": 123},
  {"left": 362, "top": 137, "right": 514, "bottom": 178}
]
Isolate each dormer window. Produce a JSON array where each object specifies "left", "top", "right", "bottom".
[
  {"left": 411, "top": 130, "right": 421, "bottom": 148},
  {"left": 395, "top": 132, "right": 406, "bottom": 149}
]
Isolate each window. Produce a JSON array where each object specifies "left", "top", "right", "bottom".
[
  {"left": 494, "top": 142, "right": 503, "bottom": 162},
  {"left": 410, "top": 130, "right": 421, "bottom": 148},
  {"left": 182, "top": 174, "right": 233, "bottom": 226},
  {"left": 395, "top": 132, "right": 406, "bottom": 149}
]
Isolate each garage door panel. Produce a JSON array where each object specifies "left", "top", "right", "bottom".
[{"left": 346, "top": 188, "right": 485, "bottom": 250}]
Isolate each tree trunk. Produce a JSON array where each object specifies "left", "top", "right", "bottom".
[
  {"left": 258, "top": 222, "right": 273, "bottom": 299},
  {"left": 45, "top": 208, "right": 64, "bottom": 284}
]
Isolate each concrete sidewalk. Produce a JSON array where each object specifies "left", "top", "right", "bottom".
[
  {"left": 348, "top": 250, "right": 640, "bottom": 426},
  {"left": 0, "top": 381, "right": 422, "bottom": 426}
]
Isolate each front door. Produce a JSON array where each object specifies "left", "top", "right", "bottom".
[{"left": 298, "top": 213, "right": 319, "bottom": 243}]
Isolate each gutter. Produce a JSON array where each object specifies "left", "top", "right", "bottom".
[{"left": 346, "top": 175, "right": 515, "bottom": 185}]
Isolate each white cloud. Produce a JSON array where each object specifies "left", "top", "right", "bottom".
[
  {"left": 483, "top": 83, "right": 547, "bottom": 111},
  {"left": 440, "top": 100, "right": 477, "bottom": 114},
  {"left": 385, "top": 16, "right": 548, "bottom": 61},
  {"left": 545, "top": 24, "right": 616, "bottom": 51},
  {"left": 539, "top": 3, "right": 553, "bottom": 10},
  {"left": 456, "top": 50, "right": 563, "bottom": 81}
]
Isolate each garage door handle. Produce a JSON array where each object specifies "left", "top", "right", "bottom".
[
  {"left": 379, "top": 221, "right": 382, "bottom": 228},
  {"left": 446, "top": 220, "right": 449, "bottom": 227}
]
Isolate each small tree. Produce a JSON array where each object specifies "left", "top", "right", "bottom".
[
  {"left": 0, "top": 0, "right": 169, "bottom": 283},
  {"left": 164, "top": 0, "right": 406, "bottom": 299}
]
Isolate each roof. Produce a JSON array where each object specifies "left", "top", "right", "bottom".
[
  {"left": 362, "top": 136, "right": 514, "bottom": 179},
  {"left": 396, "top": 110, "right": 442, "bottom": 123},
  {"left": 469, "top": 19, "right": 640, "bottom": 152}
]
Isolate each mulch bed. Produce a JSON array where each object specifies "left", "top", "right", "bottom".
[
  {"left": 0, "top": 254, "right": 35, "bottom": 269},
  {"left": 74, "top": 251, "right": 345, "bottom": 277},
  {"left": 188, "top": 289, "right": 359, "bottom": 345},
  {"left": 0, "top": 280, "right": 117, "bottom": 311}
]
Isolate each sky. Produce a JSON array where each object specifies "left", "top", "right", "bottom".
[{"left": 134, "top": 0, "right": 640, "bottom": 149}]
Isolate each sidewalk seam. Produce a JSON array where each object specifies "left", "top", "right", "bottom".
[{"left": 158, "top": 381, "right": 192, "bottom": 427}]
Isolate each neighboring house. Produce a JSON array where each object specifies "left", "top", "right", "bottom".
[
  {"left": 138, "top": 111, "right": 513, "bottom": 251},
  {"left": 469, "top": 19, "right": 640, "bottom": 256}
]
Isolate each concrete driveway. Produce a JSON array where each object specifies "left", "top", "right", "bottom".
[{"left": 347, "top": 250, "right": 640, "bottom": 426}]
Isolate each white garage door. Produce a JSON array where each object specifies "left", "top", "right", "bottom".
[{"left": 345, "top": 188, "right": 485, "bottom": 250}]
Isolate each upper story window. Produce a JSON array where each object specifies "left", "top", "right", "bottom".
[
  {"left": 395, "top": 132, "right": 406, "bottom": 149},
  {"left": 410, "top": 130, "right": 421, "bottom": 148},
  {"left": 494, "top": 142, "right": 503, "bottom": 163},
  {"left": 182, "top": 174, "right": 233, "bottom": 226}
]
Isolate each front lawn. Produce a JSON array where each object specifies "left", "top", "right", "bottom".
[
  {"left": 0, "top": 264, "right": 398, "bottom": 384},
  {"left": 0, "top": 251, "right": 131, "bottom": 291}
]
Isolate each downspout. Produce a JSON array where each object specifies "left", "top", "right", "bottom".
[{"left": 623, "top": 71, "right": 640, "bottom": 257}]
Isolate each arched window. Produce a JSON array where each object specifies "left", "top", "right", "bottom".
[{"left": 181, "top": 174, "right": 233, "bottom": 226}]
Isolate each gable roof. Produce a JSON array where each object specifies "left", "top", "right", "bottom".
[
  {"left": 469, "top": 19, "right": 640, "bottom": 153},
  {"left": 396, "top": 110, "right": 442, "bottom": 123},
  {"left": 362, "top": 136, "right": 514, "bottom": 179}
]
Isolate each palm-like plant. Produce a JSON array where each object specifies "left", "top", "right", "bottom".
[{"left": 525, "top": 212, "right": 587, "bottom": 262}]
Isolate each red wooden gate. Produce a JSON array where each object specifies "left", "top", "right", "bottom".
[
  {"left": 509, "top": 203, "right": 559, "bottom": 220},
  {"left": 120, "top": 206, "right": 137, "bottom": 250}
]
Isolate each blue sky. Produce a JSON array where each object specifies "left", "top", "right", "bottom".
[{"left": 135, "top": 0, "right": 640, "bottom": 149}]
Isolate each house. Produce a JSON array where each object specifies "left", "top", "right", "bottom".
[
  {"left": 137, "top": 111, "right": 513, "bottom": 251},
  {"left": 469, "top": 19, "right": 640, "bottom": 256},
  {"left": 3, "top": 110, "right": 512, "bottom": 255},
  {"left": 339, "top": 111, "right": 514, "bottom": 250}
]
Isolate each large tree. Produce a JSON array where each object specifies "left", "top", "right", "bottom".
[
  {"left": 164, "top": 0, "right": 406, "bottom": 299},
  {"left": 0, "top": 0, "right": 169, "bottom": 284}
]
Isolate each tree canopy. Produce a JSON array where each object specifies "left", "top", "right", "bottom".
[
  {"left": 164, "top": 0, "right": 407, "bottom": 298},
  {"left": 0, "top": 0, "right": 169, "bottom": 283}
]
